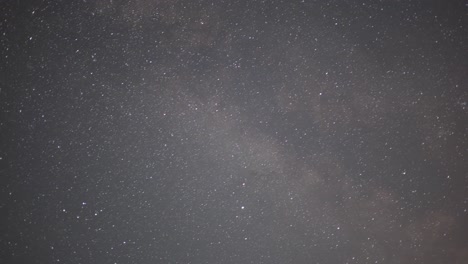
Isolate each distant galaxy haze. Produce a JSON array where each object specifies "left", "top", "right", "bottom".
[{"left": 1, "top": 1, "right": 467, "bottom": 263}]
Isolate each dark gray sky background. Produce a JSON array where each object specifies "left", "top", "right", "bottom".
[{"left": 1, "top": 0, "right": 467, "bottom": 263}]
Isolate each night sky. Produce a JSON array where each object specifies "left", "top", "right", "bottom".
[{"left": 1, "top": 1, "right": 468, "bottom": 263}]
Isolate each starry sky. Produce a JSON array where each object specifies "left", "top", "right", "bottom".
[{"left": 1, "top": 0, "right": 468, "bottom": 263}]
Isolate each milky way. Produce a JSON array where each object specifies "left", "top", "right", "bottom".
[{"left": 1, "top": 1, "right": 467, "bottom": 263}]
